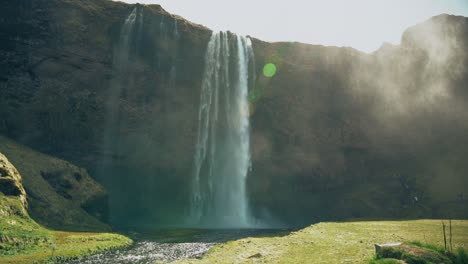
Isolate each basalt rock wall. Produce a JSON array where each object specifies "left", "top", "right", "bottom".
[{"left": 0, "top": 0, "right": 467, "bottom": 227}]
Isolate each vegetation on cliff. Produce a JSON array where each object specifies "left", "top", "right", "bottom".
[
  {"left": 0, "top": 136, "right": 110, "bottom": 231},
  {"left": 0, "top": 151, "right": 132, "bottom": 264},
  {"left": 0, "top": 193, "right": 132, "bottom": 264}
]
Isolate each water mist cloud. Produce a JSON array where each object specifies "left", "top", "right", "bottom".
[{"left": 116, "top": 0, "right": 468, "bottom": 52}]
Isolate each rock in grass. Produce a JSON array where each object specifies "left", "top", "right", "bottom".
[
  {"left": 371, "top": 258, "right": 405, "bottom": 264},
  {"left": 248, "top": 253, "right": 262, "bottom": 258},
  {"left": 375, "top": 242, "right": 402, "bottom": 253},
  {"left": 0, "top": 152, "right": 27, "bottom": 208},
  {"left": 376, "top": 243, "right": 452, "bottom": 263}
]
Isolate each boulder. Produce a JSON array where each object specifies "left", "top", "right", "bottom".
[
  {"left": 375, "top": 242, "right": 403, "bottom": 253},
  {"left": 0, "top": 152, "right": 27, "bottom": 207},
  {"left": 376, "top": 243, "right": 452, "bottom": 264}
]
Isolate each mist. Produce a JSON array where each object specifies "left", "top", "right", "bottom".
[{"left": 116, "top": 0, "right": 468, "bottom": 53}]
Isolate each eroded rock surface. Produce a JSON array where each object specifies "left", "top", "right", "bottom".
[{"left": 0, "top": 152, "right": 27, "bottom": 208}]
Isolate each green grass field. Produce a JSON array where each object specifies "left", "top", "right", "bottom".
[
  {"left": 177, "top": 220, "right": 468, "bottom": 264},
  {"left": 0, "top": 193, "right": 132, "bottom": 264},
  {"left": 2, "top": 189, "right": 467, "bottom": 264}
]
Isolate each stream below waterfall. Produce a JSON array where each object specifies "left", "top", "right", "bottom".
[{"left": 66, "top": 229, "right": 287, "bottom": 264}]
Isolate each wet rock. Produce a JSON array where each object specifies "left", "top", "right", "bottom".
[
  {"left": 70, "top": 241, "right": 217, "bottom": 264},
  {"left": 248, "top": 253, "right": 262, "bottom": 258}
]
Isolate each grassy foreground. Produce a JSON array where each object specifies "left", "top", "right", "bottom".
[
  {"left": 178, "top": 220, "right": 468, "bottom": 264},
  {"left": 0, "top": 194, "right": 132, "bottom": 264}
]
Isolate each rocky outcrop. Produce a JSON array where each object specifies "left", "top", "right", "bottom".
[
  {"left": 0, "top": 152, "right": 52, "bottom": 255},
  {"left": 0, "top": 152, "right": 27, "bottom": 208},
  {"left": 0, "top": 0, "right": 467, "bottom": 227},
  {"left": 0, "top": 136, "right": 110, "bottom": 231}
]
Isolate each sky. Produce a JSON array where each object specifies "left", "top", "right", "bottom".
[{"left": 117, "top": 0, "right": 468, "bottom": 53}]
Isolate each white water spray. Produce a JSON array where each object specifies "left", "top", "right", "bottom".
[
  {"left": 104, "top": 7, "right": 139, "bottom": 142},
  {"left": 114, "top": 7, "right": 137, "bottom": 70},
  {"left": 190, "top": 31, "right": 255, "bottom": 228},
  {"left": 174, "top": 18, "right": 179, "bottom": 39},
  {"left": 100, "top": 7, "right": 141, "bottom": 224}
]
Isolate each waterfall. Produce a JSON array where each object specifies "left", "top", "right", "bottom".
[
  {"left": 174, "top": 18, "right": 179, "bottom": 39},
  {"left": 103, "top": 6, "right": 139, "bottom": 154},
  {"left": 190, "top": 31, "right": 255, "bottom": 228},
  {"left": 113, "top": 8, "right": 137, "bottom": 71},
  {"left": 100, "top": 7, "right": 141, "bottom": 224},
  {"left": 159, "top": 16, "right": 166, "bottom": 39}
]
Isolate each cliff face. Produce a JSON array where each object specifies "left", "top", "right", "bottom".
[
  {"left": 249, "top": 14, "right": 468, "bottom": 224},
  {"left": 0, "top": 0, "right": 467, "bottom": 227},
  {"left": 0, "top": 0, "right": 211, "bottom": 227}
]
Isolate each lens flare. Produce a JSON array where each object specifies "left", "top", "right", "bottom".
[{"left": 263, "top": 63, "right": 277, "bottom": 77}]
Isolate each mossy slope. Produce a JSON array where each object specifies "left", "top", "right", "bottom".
[
  {"left": 0, "top": 151, "right": 132, "bottom": 263},
  {"left": 0, "top": 136, "right": 110, "bottom": 231},
  {"left": 0, "top": 193, "right": 131, "bottom": 264}
]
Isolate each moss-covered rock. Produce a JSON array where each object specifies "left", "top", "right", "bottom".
[
  {"left": 376, "top": 244, "right": 452, "bottom": 263},
  {"left": 0, "top": 150, "right": 132, "bottom": 263},
  {"left": 0, "top": 190, "right": 132, "bottom": 263},
  {"left": 0, "top": 135, "right": 110, "bottom": 231},
  {"left": 0, "top": 153, "right": 27, "bottom": 207}
]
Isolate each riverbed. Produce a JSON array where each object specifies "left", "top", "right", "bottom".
[{"left": 67, "top": 229, "right": 286, "bottom": 264}]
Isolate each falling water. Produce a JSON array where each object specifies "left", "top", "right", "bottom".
[
  {"left": 159, "top": 16, "right": 166, "bottom": 39},
  {"left": 190, "top": 31, "right": 255, "bottom": 228},
  {"left": 169, "top": 17, "right": 178, "bottom": 88},
  {"left": 102, "top": 6, "right": 139, "bottom": 155},
  {"left": 174, "top": 18, "right": 179, "bottom": 39},
  {"left": 100, "top": 7, "right": 141, "bottom": 224},
  {"left": 115, "top": 8, "right": 137, "bottom": 71}
]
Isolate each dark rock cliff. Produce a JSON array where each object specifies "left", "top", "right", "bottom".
[
  {"left": 249, "top": 14, "right": 468, "bottom": 224},
  {"left": 0, "top": 0, "right": 467, "bottom": 227}
]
